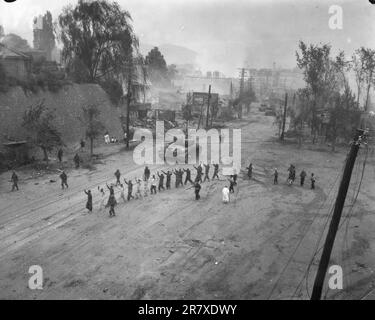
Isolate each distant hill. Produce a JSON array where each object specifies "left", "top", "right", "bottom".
[{"left": 140, "top": 43, "right": 197, "bottom": 66}]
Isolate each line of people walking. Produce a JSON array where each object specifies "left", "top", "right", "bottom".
[{"left": 83, "top": 162, "right": 222, "bottom": 217}]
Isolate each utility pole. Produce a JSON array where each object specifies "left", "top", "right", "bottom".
[
  {"left": 206, "top": 85, "right": 211, "bottom": 129},
  {"left": 311, "top": 129, "right": 366, "bottom": 300},
  {"left": 280, "top": 93, "right": 288, "bottom": 141}
]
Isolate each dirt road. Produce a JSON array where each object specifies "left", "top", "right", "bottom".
[{"left": 1, "top": 111, "right": 375, "bottom": 300}]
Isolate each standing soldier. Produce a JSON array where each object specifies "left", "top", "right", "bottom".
[
  {"left": 212, "top": 163, "right": 220, "bottom": 180},
  {"left": 194, "top": 181, "right": 202, "bottom": 200},
  {"left": 114, "top": 169, "right": 121, "bottom": 186},
  {"left": 203, "top": 163, "right": 211, "bottom": 182},
  {"left": 73, "top": 153, "right": 80, "bottom": 169},
  {"left": 60, "top": 171, "right": 68, "bottom": 189},
  {"left": 183, "top": 168, "right": 193, "bottom": 185},
  {"left": 11, "top": 171, "right": 19, "bottom": 191},
  {"left": 144, "top": 166, "right": 150, "bottom": 181},
  {"left": 84, "top": 190, "right": 93, "bottom": 213},
  {"left": 57, "top": 148, "right": 63, "bottom": 163},
  {"left": 150, "top": 175, "right": 157, "bottom": 194},
  {"left": 157, "top": 172, "right": 165, "bottom": 191},
  {"left": 300, "top": 169, "right": 307, "bottom": 187},
  {"left": 124, "top": 179, "right": 134, "bottom": 201},
  {"left": 246, "top": 163, "right": 253, "bottom": 179},
  {"left": 311, "top": 173, "right": 316, "bottom": 190},
  {"left": 162, "top": 170, "right": 172, "bottom": 190},
  {"left": 273, "top": 168, "right": 278, "bottom": 185}
]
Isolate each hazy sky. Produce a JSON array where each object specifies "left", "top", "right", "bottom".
[{"left": 1, "top": 0, "right": 374, "bottom": 76}]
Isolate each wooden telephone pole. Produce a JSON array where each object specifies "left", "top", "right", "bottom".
[
  {"left": 280, "top": 93, "right": 288, "bottom": 141},
  {"left": 311, "top": 129, "right": 366, "bottom": 300}
]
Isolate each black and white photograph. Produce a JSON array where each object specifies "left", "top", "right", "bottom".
[{"left": 0, "top": 0, "right": 375, "bottom": 305}]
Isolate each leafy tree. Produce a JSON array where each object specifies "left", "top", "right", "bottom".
[
  {"left": 22, "top": 101, "right": 63, "bottom": 161},
  {"left": 58, "top": 0, "right": 138, "bottom": 83},
  {"left": 353, "top": 47, "right": 375, "bottom": 111},
  {"left": 327, "top": 87, "right": 361, "bottom": 151},
  {"left": 80, "top": 104, "right": 105, "bottom": 158},
  {"left": 145, "top": 47, "right": 170, "bottom": 86},
  {"left": 293, "top": 88, "right": 313, "bottom": 147},
  {"left": 296, "top": 41, "right": 341, "bottom": 143},
  {"left": 352, "top": 50, "right": 366, "bottom": 108}
]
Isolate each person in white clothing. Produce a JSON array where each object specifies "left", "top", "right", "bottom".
[{"left": 222, "top": 186, "right": 230, "bottom": 204}]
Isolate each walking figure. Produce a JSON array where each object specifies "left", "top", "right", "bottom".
[
  {"left": 194, "top": 181, "right": 202, "bottom": 200},
  {"left": 119, "top": 184, "right": 127, "bottom": 203},
  {"left": 212, "top": 163, "right": 220, "bottom": 180},
  {"left": 143, "top": 179, "right": 149, "bottom": 197},
  {"left": 73, "top": 153, "right": 80, "bottom": 169},
  {"left": 84, "top": 190, "right": 93, "bottom": 213},
  {"left": 157, "top": 172, "right": 165, "bottom": 191},
  {"left": 99, "top": 187, "right": 106, "bottom": 210},
  {"left": 135, "top": 179, "right": 143, "bottom": 199},
  {"left": 162, "top": 170, "right": 172, "bottom": 190},
  {"left": 11, "top": 171, "right": 19, "bottom": 191},
  {"left": 174, "top": 169, "right": 184, "bottom": 188},
  {"left": 108, "top": 193, "right": 117, "bottom": 217},
  {"left": 222, "top": 186, "right": 230, "bottom": 204},
  {"left": 311, "top": 173, "right": 316, "bottom": 190},
  {"left": 273, "top": 168, "right": 278, "bottom": 185},
  {"left": 228, "top": 176, "right": 235, "bottom": 193},
  {"left": 232, "top": 169, "right": 238, "bottom": 185},
  {"left": 183, "top": 168, "right": 193, "bottom": 185},
  {"left": 60, "top": 171, "right": 68, "bottom": 189},
  {"left": 57, "top": 148, "right": 63, "bottom": 163},
  {"left": 144, "top": 166, "right": 150, "bottom": 181},
  {"left": 300, "top": 169, "right": 307, "bottom": 187},
  {"left": 246, "top": 163, "right": 253, "bottom": 179},
  {"left": 124, "top": 179, "right": 134, "bottom": 201},
  {"left": 150, "top": 175, "right": 157, "bottom": 194},
  {"left": 106, "top": 183, "right": 115, "bottom": 196},
  {"left": 287, "top": 164, "right": 296, "bottom": 185},
  {"left": 114, "top": 169, "right": 121, "bottom": 186},
  {"left": 203, "top": 163, "right": 210, "bottom": 182},
  {"left": 193, "top": 165, "right": 203, "bottom": 183}
]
